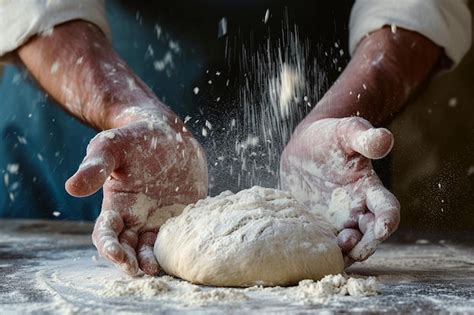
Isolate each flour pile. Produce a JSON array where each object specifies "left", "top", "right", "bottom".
[
  {"left": 294, "top": 274, "right": 380, "bottom": 303},
  {"left": 100, "top": 274, "right": 380, "bottom": 306},
  {"left": 101, "top": 276, "right": 170, "bottom": 298},
  {"left": 100, "top": 275, "right": 248, "bottom": 306}
]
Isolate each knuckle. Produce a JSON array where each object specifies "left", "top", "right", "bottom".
[
  {"left": 347, "top": 116, "right": 371, "bottom": 128},
  {"left": 87, "top": 134, "right": 112, "bottom": 153}
]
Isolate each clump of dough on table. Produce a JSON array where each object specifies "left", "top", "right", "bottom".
[{"left": 154, "top": 186, "right": 344, "bottom": 287}]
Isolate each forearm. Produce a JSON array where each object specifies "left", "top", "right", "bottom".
[
  {"left": 298, "top": 27, "right": 442, "bottom": 132},
  {"left": 17, "top": 20, "right": 173, "bottom": 130}
]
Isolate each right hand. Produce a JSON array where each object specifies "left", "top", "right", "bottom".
[
  {"left": 280, "top": 117, "right": 400, "bottom": 265},
  {"left": 66, "top": 111, "right": 208, "bottom": 276}
]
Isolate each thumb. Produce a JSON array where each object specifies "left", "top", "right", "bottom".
[
  {"left": 340, "top": 117, "right": 394, "bottom": 159},
  {"left": 65, "top": 135, "right": 118, "bottom": 197}
]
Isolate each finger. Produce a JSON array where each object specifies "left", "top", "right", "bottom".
[
  {"left": 65, "top": 133, "right": 119, "bottom": 197},
  {"left": 358, "top": 212, "right": 375, "bottom": 234},
  {"left": 343, "top": 201, "right": 367, "bottom": 229},
  {"left": 345, "top": 212, "right": 376, "bottom": 261},
  {"left": 366, "top": 185, "right": 401, "bottom": 240},
  {"left": 347, "top": 221, "right": 381, "bottom": 261},
  {"left": 337, "top": 228, "right": 363, "bottom": 254},
  {"left": 347, "top": 212, "right": 377, "bottom": 261},
  {"left": 347, "top": 184, "right": 400, "bottom": 262},
  {"left": 117, "top": 229, "right": 141, "bottom": 276},
  {"left": 92, "top": 210, "right": 126, "bottom": 264},
  {"left": 137, "top": 231, "right": 160, "bottom": 275},
  {"left": 339, "top": 117, "right": 394, "bottom": 159}
]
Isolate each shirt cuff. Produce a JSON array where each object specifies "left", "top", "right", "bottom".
[
  {"left": 349, "top": 0, "right": 472, "bottom": 70},
  {"left": 0, "top": 0, "right": 110, "bottom": 63}
]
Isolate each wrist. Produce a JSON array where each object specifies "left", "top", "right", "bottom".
[
  {"left": 18, "top": 20, "right": 176, "bottom": 131},
  {"left": 296, "top": 27, "right": 441, "bottom": 134},
  {"left": 106, "top": 101, "right": 178, "bottom": 130}
]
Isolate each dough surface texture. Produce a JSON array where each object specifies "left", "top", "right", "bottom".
[{"left": 154, "top": 186, "right": 344, "bottom": 287}]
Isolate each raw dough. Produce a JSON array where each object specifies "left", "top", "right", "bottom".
[{"left": 154, "top": 186, "right": 344, "bottom": 287}]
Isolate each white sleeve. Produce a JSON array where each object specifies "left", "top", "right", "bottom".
[
  {"left": 0, "top": 0, "right": 110, "bottom": 63},
  {"left": 349, "top": 0, "right": 472, "bottom": 70}
]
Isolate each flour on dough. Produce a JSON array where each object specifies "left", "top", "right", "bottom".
[{"left": 154, "top": 186, "right": 344, "bottom": 287}]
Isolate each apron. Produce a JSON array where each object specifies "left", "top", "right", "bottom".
[{"left": 0, "top": 0, "right": 354, "bottom": 220}]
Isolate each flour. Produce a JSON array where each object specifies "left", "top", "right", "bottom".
[
  {"left": 7, "top": 222, "right": 471, "bottom": 314},
  {"left": 293, "top": 274, "right": 380, "bottom": 304},
  {"left": 101, "top": 276, "right": 170, "bottom": 297},
  {"left": 327, "top": 187, "right": 353, "bottom": 230},
  {"left": 264, "top": 9, "right": 270, "bottom": 24},
  {"left": 182, "top": 289, "right": 248, "bottom": 306},
  {"left": 222, "top": 24, "right": 325, "bottom": 191},
  {"left": 97, "top": 273, "right": 379, "bottom": 307},
  {"left": 100, "top": 275, "right": 248, "bottom": 306},
  {"left": 272, "top": 63, "right": 303, "bottom": 118}
]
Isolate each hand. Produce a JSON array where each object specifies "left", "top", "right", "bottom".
[
  {"left": 280, "top": 117, "right": 400, "bottom": 265},
  {"left": 66, "top": 113, "right": 208, "bottom": 275},
  {"left": 16, "top": 20, "right": 209, "bottom": 275}
]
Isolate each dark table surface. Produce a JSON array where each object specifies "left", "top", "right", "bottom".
[{"left": 0, "top": 219, "right": 473, "bottom": 314}]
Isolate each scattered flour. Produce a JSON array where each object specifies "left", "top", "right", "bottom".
[
  {"left": 100, "top": 275, "right": 248, "bottom": 306},
  {"left": 97, "top": 273, "right": 379, "bottom": 306},
  {"left": 264, "top": 9, "right": 270, "bottom": 24},
  {"left": 218, "top": 17, "right": 227, "bottom": 38},
  {"left": 182, "top": 289, "right": 248, "bottom": 306},
  {"left": 101, "top": 276, "right": 170, "bottom": 298},
  {"left": 10, "top": 225, "right": 471, "bottom": 313},
  {"left": 448, "top": 97, "right": 458, "bottom": 107},
  {"left": 293, "top": 274, "right": 380, "bottom": 304},
  {"left": 271, "top": 63, "right": 304, "bottom": 119}
]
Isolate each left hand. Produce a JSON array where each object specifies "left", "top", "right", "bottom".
[
  {"left": 280, "top": 117, "right": 400, "bottom": 265},
  {"left": 66, "top": 113, "right": 208, "bottom": 276}
]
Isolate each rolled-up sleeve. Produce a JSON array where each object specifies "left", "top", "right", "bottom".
[
  {"left": 0, "top": 0, "right": 110, "bottom": 63},
  {"left": 349, "top": 0, "right": 472, "bottom": 70}
]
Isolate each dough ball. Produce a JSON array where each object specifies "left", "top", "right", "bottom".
[{"left": 154, "top": 186, "right": 344, "bottom": 287}]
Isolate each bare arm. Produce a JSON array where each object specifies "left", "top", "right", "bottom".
[
  {"left": 16, "top": 20, "right": 207, "bottom": 276},
  {"left": 298, "top": 27, "right": 442, "bottom": 131},
  {"left": 17, "top": 20, "right": 176, "bottom": 130}
]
